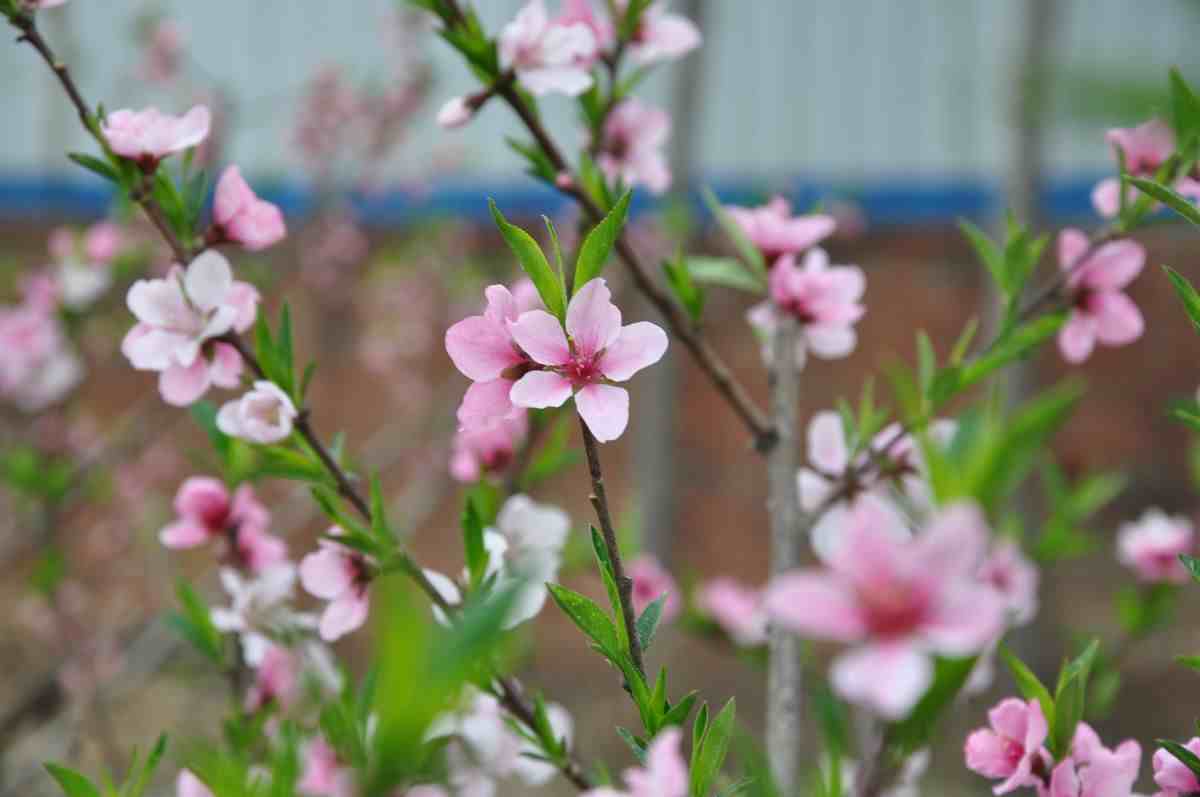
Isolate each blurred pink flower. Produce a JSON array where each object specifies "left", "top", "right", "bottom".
[
  {"left": 508, "top": 278, "right": 668, "bottom": 442},
  {"left": 436, "top": 96, "right": 473, "bottom": 129},
  {"left": 299, "top": 737, "right": 354, "bottom": 797},
  {"left": 596, "top": 99, "right": 672, "bottom": 194},
  {"left": 977, "top": 540, "right": 1039, "bottom": 626},
  {"left": 300, "top": 532, "right": 372, "bottom": 641},
  {"left": 1046, "top": 724, "right": 1141, "bottom": 797},
  {"left": 726, "top": 196, "right": 835, "bottom": 263},
  {"left": 84, "top": 222, "right": 123, "bottom": 263},
  {"left": 101, "top": 105, "right": 211, "bottom": 165},
  {"left": 138, "top": 20, "right": 185, "bottom": 85},
  {"left": 1154, "top": 737, "right": 1200, "bottom": 796},
  {"left": 0, "top": 299, "right": 82, "bottom": 411},
  {"left": 176, "top": 770, "right": 214, "bottom": 797},
  {"left": 629, "top": 554, "right": 680, "bottom": 622},
  {"left": 1056, "top": 229, "right": 1145, "bottom": 364},
  {"left": 747, "top": 248, "right": 865, "bottom": 367},
  {"left": 964, "top": 697, "right": 1049, "bottom": 794},
  {"left": 217, "top": 381, "right": 298, "bottom": 444},
  {"left": 244, "top": 643, "right": 300, "bottom": 712},
  {"left": 1117, "top": 508, "right": 1195, "bottom": 584},
  {"left": 1091, "top": 119, "right": 1200, "bottom": 218},
  {"left": 159, "top": 477, "right": 286, "bottom": 572},
  {"left": 624, "top": 1, "right": 702, "bottom": 66},
  {"left": 450, "top": 411, "right": 528, "bottom": 482},
  {"left": 585, "top": 728, "right": 687, "bottom": 797},
  {"left": 765, "top": 500, "right": 1005, "bottom": 718},
  {"left": 697, "top": 578, "right": 767, "bottom": 645},
  {"left": 499, "top": 0, "right": 597, "bottom": 96},
  {"left": 212, "top": 166, "right": 287, "bottom": 252}
]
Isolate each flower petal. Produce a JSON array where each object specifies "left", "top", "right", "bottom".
[
  {"left": 763, "top": 570, "right": 865, "bottom": 641},
  {"left": 807, "top": 410, "right": 848, "bottom": 472},
  {"left": 159, "top": 358, "right": 211, "bottom": 406},
  {"left": 574, "top": 383, "right": 629, "bottom": 442},
  {"left": 565, "top": 278, "right": 621, "bottom": 357},
  {"left": 599, "top": 321, "right": 668, "bottom": 381},
  {"left": 510, "top": 371, "right": 573, "bottom": 409},
  {"left": 830, "top": 642, "right": 932, "bottom": 719},
  {"left": 1057, "top": 312, "right": 1096, "bottom": 364},
  {"left": 319, "top": 589, "right": 369, "bottom": 641},
  {"left": 446, "top": 315, "right": 523, "bottom": 381},
  {"left": 299, "top": 545, "right": 354, "bottom": 600},
  {"left": 508, "top": 309, "right": 571, "bottom": 366},
  {"left": 1090, "top": 291, "right": 1144, "bottom": 345},
  {"left": 184, "top": 251, "right": 234, "bottom": 311}
]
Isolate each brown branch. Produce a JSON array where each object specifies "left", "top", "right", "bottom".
[
  {"left": 578, "top": 418, "right": 645, "bottom": 679},
  {"left": 495, "top": 676, "right": 593, "bottom": 791}
]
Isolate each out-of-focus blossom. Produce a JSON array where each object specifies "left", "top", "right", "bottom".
[
  {"left": 595, "top": 99, "right": 672, "bottom": 194},
  {"left": 436, "top": 96, "right": 474, "bottom": 129},
  {"left": 1091, "top": 119, "right": 1200, "bottom": 218},
  {"left": 159, "top": 477, "right": 286, "bottom": 572},
  {"left": 583, "top": 728, "right": 687, "bottom": 797},
  {"left": 977, "top": 540, "right": 1039, "bottom": 626},
  {"left": 1045, "top": 724, "right": 1141, "bottom": 797},
  {"left": 726, "top": 196, "right": 835, "bottom": 263},
  {"left": 212, "top": 166, "right": 287, "bottom": 252},
  {"left": 244, "top": 643, "right": 299, "bottom": 712},
  {"left": 216, "top": 381, "right": 298, "bottom": 444},
  {"left": 176, "top": 770, "right": 215, "bottom": 797},
  {"left": 507, "top": 278, "right": 668, "bottom": 442},
  {"left": 24, "top": 0, "right": 70, "bottom": 9},
  {"left": 299, "top": 737, "right": 354, "bottom": 797},
  {"left": 300, "top": 532, "right": 373, "bottom": 641},
  {"left": 137, "top": 19, "right": 185, "bottom": 84},
  {"left": 499, "top": 0, "right": 597, "bottom": 96},
  {"left": 211, "top": 563, "right": 314, "bottom": 665},
  {"left": 765, "top": 500, "right": 1005, "bottom": 718},
  {"left": 1117, "top": 508, "right": 1195, "bottom": 584},
  {"left": 629, "top": 554, "right": 680, "bottom": 622},
  {"left": 964, "top": 697, "right": 1049, "bottom": 794},
  {"left": 696, "top": 578, "right": 767, "bottom": 645},
  {"left": 101, "top": 105, "right": 211, "bottom": 165},
  {"left": 747, "top": 248, "right": 865, "bottom": 367},
  {"left": 623, "top": 1, "right": 702, "bottom": 66},
  {"left": 1056, "top": 229, "right": 1145, "bottom": 364},
  {"left": 122, "top": 251, "right": 256, "bottom": 406},
  {"left": 293, "top": 65, "right": 360, "bottom": 167},
  {"left": 1154, "top": 737, "right": 1200, "bottom": 797},
  {"left": 0, "top": 300, "right": 82, "bottom": 411},
  {"left": 449, "top": 410, "right": 528, "bottom": 482}
]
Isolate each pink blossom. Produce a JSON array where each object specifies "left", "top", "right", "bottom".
[
  {"left": 765, "top": 500, "right": 1005, "bottom": 718},
  {"left": 24, "top": 0, "right": 70, "bottom": 9},
  {"left": 696, "top": 578, "right": 767, "bottom": 645},
  {"left": 212, "top": 166, "right": 287, "bottom": 252},
  {"left": 1047, "top": 724, "right": 1141, "bottom": 797},
  {"left": 1091, "top": 119, "right": 1200, "bottom": 218},
  {"left": 449, "top": 410, "right": 528, "bottom": 482},
  {"left": 747, "top": 249, "right": 865, "bottom": 367},
  {"left": 584, "top": 728, "right": 688, "bottom": 797},
  {"left": 176, "top": 770, "right": 214, "bottom": 797},
  {"left": 446, "top": 280, "right": 543, "bottom": 431},
  {"left": 299, "top": 737, "right": 355, "bottom": 797},
  {"left": 595, "top": 99, "right": 672, "bottom": 194},
  {"left": 629, "top": 554, "right": 680, "bottom": 622},
  {"left": 726, "top": 196, "right": 836, "bottom": 263},
  {"left": 159, "top": 477, "right": 286, "bottom": 572},
  {"left": 1153, "top": 737, "right": 1200, "bottom": 796},
  {"left": 83, "top": 222, "right": 123, "bottom": 263},
  {"left": 1117, "top": 508, "right": 1195, "bottom": 584},
  {"left": 244, "top": 644, "right": 300, "bottom": 712},
  {"left": 437, "top": 96, "right": 474, "bottom": 129},
  {"left": 211, "top": 564, "right": 312, "bottom": 666},
  {"left": 508, "top": 278, "right": 668, "bottom": 442},
  {"left": 977, "top": 540, "right": 1040, "bottom": 626},
  {"left": 121, "top": 251, "right": 257, "bottom": 406},
  {"left": 300, "top": 533, "right": 372, "bottom": 641},
  {"left": 138, "top": 20, "right": 185, "bottom": 85},
  {"left": 0, "top": 301, "right": 82, "bottom": 411},
  {"left": 623, "top": 1, "right": 702, "bottom": 66},
  {"left": 101, "top": 105, "right": 211, "bottom": 165},
  {"left": 964, "top": 698, "right": 1050, "bottom": 794},
  {"left": 216, "top": 381, "right": 298, "bottom": 444},
  {"left": 1056, "top": 229, "right": 1145, "bottom": 364},
  {"left": 499, "top": 0, "right": 598, "bottom": 97}
]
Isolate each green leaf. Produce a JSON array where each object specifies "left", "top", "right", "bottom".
[
  {"left": 958, "top": 313, "right": 1065, "bottom": 392},
  {"left": 701, "top": 187, "right": 767, "bottom": 277},
  {"left": 167, "top": 579, "right": 223, "bottom": 662},
  {"left": 999, "top": 644, "right": 1055, "bottom": 727},
  {"left": 1130, "top": 178, "right": 1200, "bottom": 226},
  {"left": 278, "top": 302, "right": 296, "bottom": 399},
  {"left": 68, "top": 152, "right": 119, "bottom": 183},
  {"left": 1050, "top": 640, "right": 1099, "bottom": 758},
  {"left": 686, "top": 256, "right": 765, "bottom": 293},
  {"left": 663, "top": 250, "right": 706, "bottom": 322},
  {"left": 369, "top": 473, "right": 392, "bottom": 543},
  {"left": 462, "top": 496, "right": 488, "bottom": 589},
  {"left": 1168, "top": 67, "right": 1200, "bottom": 150},
  {"left": 44, "top": 764, "right": 100, "bottom": 797},
  {"left": 575, "top": 191, "right": 632, "bottom": 292},
  {"left": 121, "top": 734, "right": 167, "bottom": 797},
  {"left": 888, "top": 656, "right": 977, "bottom": 754},
  {"left": 1181, "top": 554, "right": 1200, "bottom": 583},
  {"left": 661, "top": 690, "right": 699, "bottom": 729},
  {"left": 635, "top": 594, "right": 667, "bottom": 651},
  {"left": 1165, "top": 266, "right": 1200, "bottom": 333},
  {"left": 690, "top": 698, "right": 736, "bottom": 797},
  {"left": 959, "top": 220, "right": 1008, "bottom": 294},
  {"left": 546, "top": 583, "right": 620, "bottom": 657},
  {"left": 591, "top": 527, "right": 631, "bottom": 652},
  {"left": 490, "top": 200, "right": 566, "bottom": 319},
  {"left": 254, "top": 446, "right": 328, "bottom": 484}
]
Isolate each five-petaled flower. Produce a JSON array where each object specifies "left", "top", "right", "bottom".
[
  {"left": 122, "top": 250, "right": 258, "bottom": 406},
  {"left": 300, "top": 531, "right": 373, "bottom": 641},
  {"left": 963, "top": 697, "right": 1050, "bottom": 794},
  {"left": 211, "top": 166, "right": 287, "bottom": 252},
  {"left": 765, "top": 499, "right": 1005, "bottom": 718},
  {"left": 499, "top": 0, "right": 597, "bottom": 97},
  {"left": 101, "top": 105, "right": 211, "bottom": 168},
  {"left": 507, "top": 278, "right": 669, "bottom": 442},
  {"left": 629, "top": 554, "right": 681, "bottom": 622},
  {"left": 1056, "top": 228, "right": 1145, "bottom": 364},
  {"left": 1116, "top": 508, "right": 1195, "bottom": 584}
]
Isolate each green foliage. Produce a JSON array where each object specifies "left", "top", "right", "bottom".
[
  {"left": 686, "top": 256, "right": 766, "bottom": 293},
  {"left": 461, "top": 496, "right": 489, "bottom": 589},
  {"left": 575, "top": 191, "right": 632, "bottom": 292},
  {"left": 252, "top": 304, "right": 299, "bottom": 404},
  {"left": 1116, "top": 583, "right": 1178, "bottom": 636},
  {"left": 887, "top": 655, "right": 976, "bottom": 755},
  {"left": 166, "top": 579, "right": 225, "bottom": 664},
  {"left": 1000, "top": 644, "right": 1055, "bottom": 727},
  {"left": 1034, "top": 462, "right": 1125, "bottom": 562},
  {"left": 45, "top": 735, "right": 167, "bottom": 797},
  {"left": 701, "top": 187, "right": 767, "bottom": 281},
  {"left": 635, "top": 594, "right": 667, "bottom": 651},
  {"left": 663, "top": 249, "right": 706, "bottom": 322},
  {"left": 1157, "top": 739, "right": 1200, "bottom": 781},
  {"left": 1, "top": 444, "right": 74, "bottom": 503},
  {"left": 489, "top": 200, "right": 566, "bottom": 319},
  {"left": 689, "top": 699, "right": 736, "bottom": 797},
  {"left": 1050, "top": 640, "right": 1100, "bottom": 759},
  {"left": 1131, "top": 178, "right": 1200, "bottom": 226},
  {"left": 1168, "top": 67, "right": 1200, "bottom": 160}
]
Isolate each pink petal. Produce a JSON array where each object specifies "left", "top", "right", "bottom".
[
  {"left": 209, "top": 342, "right": 244, "bottom": 389},
  {"left": 565, "top": 278, "right": 621, "bottom": 358},
  {"left": 1057, "top": 228, "right": 1091, "bottom": 273},
  {"left": 159, "top": 521, "right": 213, "bottom": 549},
  {"left": 226, "top": 282, "right": 260, "bottom": 333},
  {"left": 174, "top": 476, "right": 229, "bottom": 520},
  {"left": 599, "top": 321, "right": 668, "bottom": 381},
  {"left": 175, "top": 105, "right": 212, "bottom": 151},
  {"left": 299, "top": 545, "right": 355, "bottom": 600},
  {"left": 510, "top": 370, "right": 573, "bottom": 409},
  {"left": 184, "top": 251, "right": 234, "bottom": 311},
  {"left": 1090, "top": 291, "right": 1144, "bottom": 345},
  {"left": 121, "top": 323, "right": 174, "bottom": 370},
  {"left": 915, "top": 502, "right": 989, "bottom": 576},
  {"left": 508, "top": 309, "right": 571, "bottom": 366},
  {"left": 830, "top": 642, "right": 932, "bottom": 719},
  {"left": 574, "top": 383, "right": 629, "bottom": 442},
  {"left": 964, "top": 729, "right": 1015, "bottom": 779},
  {"left": 1090, "top": 178, "right": 1121, "bottom": 219},
  {"left": 456, "top": 379, "right": 516, "bottom": 430},
  {"left": 126, "top": 277, "right": 186, "bottom": 328},
  {"left": 320, "top": 589, "right": 369, "bottom": 641},
  {"left": 922, "top": 584, "right": 1005, "bottom": 656},
  {"left": 214, "top": 165, "right": 254, "bottom": 226},
  {"left": 483, "top": 284, "right": 520, "bottom": 325},
  {"left": 805, "top": 324, "right": 857, "bottom": 359},
  {"left": 1057, "top": 312, "right": 1096, "bottom": 364},
  {"left": 159, "top": 358, "right": 211, "bottom": 406},
  {"left": 445, "top": 315, "right": 523, "bottom": 382},
  {"left": 807, "top": 410, "right": 848, "bottom": 472},
  {"left": 1082, "top": 240, "right": 1145, "bottom": 291},
  {"left": 763, "top": 571, "right": 866, "bottom": 642},
  {"left": 1048, "top": 761, "right": 1079, "bottom": 797}
]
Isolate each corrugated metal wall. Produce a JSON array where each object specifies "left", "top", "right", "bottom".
[{"left": 0, "top": 0, "right": 1195, "bottom": 183}]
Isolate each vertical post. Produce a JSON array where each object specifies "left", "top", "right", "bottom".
[{"left": 765, "top": 316, "right": 802, "bottom": 791}]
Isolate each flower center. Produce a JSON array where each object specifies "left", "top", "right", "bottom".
[
  {"left": 858, "top": 581, "right": 928, "bottom": 638},
  {"left": 563, "top": 354, "right": 601, "bottom": 388}
]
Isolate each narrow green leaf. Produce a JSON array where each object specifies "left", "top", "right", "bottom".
[
  {"left": 1158, "top": 739, "right": 1200, "bottom": 779},
  {"left": 462, "top": 496, "right": 488, "bottom": 588},
  {"left": 636, "top": 594, "right": 667, "bottom": 651},
  {"left": 546, "top": 583, "right": 620, "bottom": 657},
  {"left": 959, "top": 220, "right": 1008, "bottom": 295},
  {"left": 701, "top": 187, "right": 767, "bottom": 277},
  {"left": 67, "top": 152, "right": 119, "bottom": 183},
  {"left": 490, "top": 200, "right": 566, "bottom": 319},
  {"left": 1130, "top": 177, "right": 1200, "bottom": 226},
  {"left": 663, "top": 251, "right": 705, "bottom": 322},
  {"left": 1050, "top": 639, "right": 1100, "bottom": 758},
  {"left": 690, "top": 698, "right": 737, "bottom": 797},
  {"left": 999, "top": 644, "right": 1055, "bottom": 727},
  {"left": 888, "top": 656, "right": 977, "bottom": 754},
  {"left": 686, "top": 256, "right": 765, "bottom": 293},
  {"left": 575, "top": 191, "right": 632, "bottom": 292},
  {"left": 44, "top": 764, "right": 100, "bottom": 797},
  {"left": 1164, "top": 266, "right": 1200, "bottom": 333}
]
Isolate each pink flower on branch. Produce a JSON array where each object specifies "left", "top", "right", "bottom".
[
  {"left": 1045, "top": 724, "right": 1141, "bottom": 797},
  {"left": 726, "top": 196, "right": 835, "bottom": 263},
  {"left": 300, "top": 533, "right": 373, "bottom": 641},
  {"left": 977, "top": 540, "right": 1039, "bottom": 627},
  {"left": 584, "top": 727, "right": 688, "bottom": 797},
  {"left": 1117, "top": 508, "right": 1195, "bottom": 584},
  {"left": 1056, "top": 229, "right": 1145, "bottom": 364},
  {"left": 159, "top": 477, "right": 286, "bottom": 572},
  {"left": 596, "top": 99, "right": 672, "bottom": 194},
  {"left": 499, "top": 0, "right": 598, "bottom": 97},
  {"left": 507, "top": 278, "right": 668, "bottom": 442},
  {"left": 121, "top": 251, "right": 257, "bottom": 406},
  {"left": 629, "top": 554, "right": 680, "bottom": 622},
  {"left": 696, "top": 578, "right": 767, "bottom": 646},
  {"left": 764, "top": 499, "right": 1005, "bottom": 718},
  {"left": 217, "top": 381, "right": 298, "bottom": 444},
  {"left": 211, "top": 166, "right": 287, "bottom": 252},
  {"left": 963, "top": 697, "right": 1050, "bottom": 794},
  {"left": 1153, "top": 737, "right": 1200, "bottom": 796},
  {"left": 299, "top": 737, "right": 355, "bottom": 797},
  {"left": 244, "top": 643, "right": 299, "bottom": 712},
  {"left": 450, "top": 410, "right": 528, "bottom": 482},
  {"left": 1091, "top": 118, "right": 1200, "bottom": 218},
  {"left": 747, "top": 248, "right": 865, "bottom": 367},
  {"left": 623, "top": 1, "right": 702, "bottom": 66},
  {"left": 101, "top": 105, "right": 211, "bottom": 167}
]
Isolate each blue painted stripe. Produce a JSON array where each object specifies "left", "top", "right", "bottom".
[{"left": 0, "top": 173, "right": 1113, "bottom": 226}]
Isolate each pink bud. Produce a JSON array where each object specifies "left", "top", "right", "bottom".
[
  {"left": 436, "top": 96, "right": 474, "bottom": 129},
  {"left": 213, "top": 165, "right": 287, "bottom": 251}
]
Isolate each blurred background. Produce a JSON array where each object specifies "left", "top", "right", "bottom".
[{"left": 3, "top": 0, "right": 1200, "bottom": 794}]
